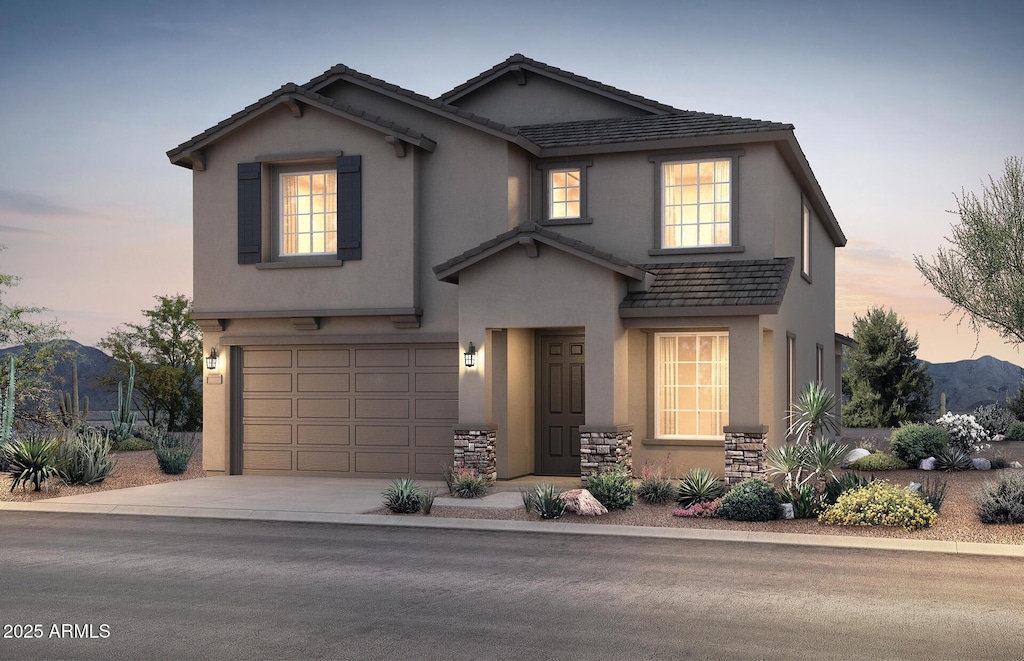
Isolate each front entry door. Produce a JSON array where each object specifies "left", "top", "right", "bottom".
[{"left": 536, "top": 333, "right": 585, "bottom": 476}]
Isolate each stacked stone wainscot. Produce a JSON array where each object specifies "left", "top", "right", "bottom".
[
  {"left": 724, "top": 425, "right": 768, "bottom": 486},
  {"left": 453, "top": 426, "right": 497, "bottom": 483},
  {"left": 579, "top": 425, "right": 633, "bottom": 486}
]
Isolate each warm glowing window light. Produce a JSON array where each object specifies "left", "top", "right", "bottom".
[
  {"left": 280, "top": 171, "right": 337, "bottom": 255},
  {"left": 663, "top": 159, "right": 730, "bottom": 247},
  {"left": 550, "top": 168, "right": 581, "bottom": 219}
]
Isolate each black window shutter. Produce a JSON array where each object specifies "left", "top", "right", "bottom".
[
  {"left": 337, "top": 155, "right": 362, "bottom": 261},
  {"left": 237, "top": 162, "right": 262, "bottom": 264}
]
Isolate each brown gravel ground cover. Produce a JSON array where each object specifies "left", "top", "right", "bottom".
[
  {"left": 375, "top": 441, "right": 1024, "bottom": 546},
  {"left": 0, "top": 447, "right": 206, "bottom": 502}
]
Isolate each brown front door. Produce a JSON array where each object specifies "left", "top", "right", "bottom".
[{"left": 535, "top": 333, "right": 585, "bottom": 476}]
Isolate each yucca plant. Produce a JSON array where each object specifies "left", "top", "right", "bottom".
[
  {"left": 3, "top": 437, "right": 64, "bottom": 492},
  {"left": 531, "top": 484, "right": 567, "bottom": 519},
  {"left": 804, "top": 437, "right": 849, "bottom": 488},
  {"left": 934, "top": 445, "right": 973, "bottom": 472},
  {"left": 56, "top": 430, "right": 117, "bottom": 486},
  {"left": 787, "top": 381, "right": 840, "bottom": 443},
  {"left": 676, "top": 467, "right": 726, "bottom": 508},
  {"left": 765, "top": 443, "right": 808, "bottom": 496},
  {"left": 382, "top": 478, "right": 424, "bottom": 513}
]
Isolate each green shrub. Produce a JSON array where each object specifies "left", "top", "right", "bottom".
[
  {"left": 531, "top": 484, "right": 567, "bottom": 519},
  {"left": 849, "top": 452, "right": 909, "bottom": 471},
  {"left": 3, "top": 437, "right": 63, "bottom": 492},
  {"left": 823, "top": 472, "right": 873, "bottom": 507},
  {"left": 919, "top": 477, "right": 948, "bottom": 513},
  {"left": 383, "top": 478, "right": 423, "bottom": 513},
  {"left": 586, "top": 466, "right": 636, "bottom": 510},
  {"left": 635, "top": 457, "right": 675, "bottom": 504},
  {"left": 990, "top": 452, "right": 1010, "bottom": 470},
  {"left": 146, "top": 428, "right": 199, "bottom": 475},
  {"left": 449, "top": 467, "right": 488, "bottom": 498},
  {"left": 1007, "top": 421, "right": 1024, "bottom": 442},
  {"left": 112, "top": 437, "right": 153, "bottom": 452},
  {"left": 676, "top": 467, "right": 726, "bottom": 507},
  {"left": 719, "top": 478, "right": 780, "bottom": 522},
  {"left": 976, "top": 474, "right": 1024, "bottom": 523},
  {"left": 934, "top": 446, "right": 973, "bottom": 472},
  {"left": 819, "top": 480, "right": 937, "bottom": 531},
  {"left": 56, "top": 430, "right": 116, "bottom": 486},
  {"left": 972, "top": 404, "right": 1017, "bottom": 437},
  {"left": 889, "top": 424, "right": 948, "bottom": 464}
]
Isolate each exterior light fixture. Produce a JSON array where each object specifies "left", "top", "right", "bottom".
[
  {"left": 206, "top": 348, "right": 219, "bottom": 370},
  {"left": 464, "top": 342, "right": 477, "bottom": 368}
]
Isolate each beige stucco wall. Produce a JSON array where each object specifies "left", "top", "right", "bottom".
[{"left": 448, "top": 72, "right": 650, "bottom": 126}]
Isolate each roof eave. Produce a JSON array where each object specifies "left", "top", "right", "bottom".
[
  {"left": 776, "top": 133, "right": 847, "bottom": 247},
  {"left": 620, "top": 303, "right": 781, "bottom": 319},
  {"left": 535, "top": 129, "right": 793, "bottom": 159}
]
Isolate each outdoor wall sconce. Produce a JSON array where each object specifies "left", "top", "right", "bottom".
[
  {"left": 464, "top": 342, "right": 477, "bottom": 368},
  {"left": 206, "top": 348, "right": 219, "bottom": 370}
]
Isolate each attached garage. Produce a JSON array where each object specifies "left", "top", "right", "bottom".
[{"left": 236, "top": 344, "right": 458, "bottom": 478}]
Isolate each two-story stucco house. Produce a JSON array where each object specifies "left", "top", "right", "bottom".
[{"left": 168, "top": 54, "right": 846, "bottom": 485}]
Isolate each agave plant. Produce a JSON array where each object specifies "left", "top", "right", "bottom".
[
  {"left": 676, "top": 467, "right": 726, "bottom": 508},
  {"left": 531, "top": 484, "right": 567, "bottom": 519},
  {"left": 382, "top": 478, "right": 424, "bottom": 513},
  {"left": 934, "top": 446, "right": 973, "bottom": 472},
  {"left": 3, "top": 437, "right": 64, "bottom": 492},
  {"left": 787, "top": 381, "right": 840, "bottom": 443}
]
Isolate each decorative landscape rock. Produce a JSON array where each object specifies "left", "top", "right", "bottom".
[
  {"left": 972, "top": 458, "right": 992, "bottom": 471},
  {"left": 1011, "top": 461, "right": 1023, "bottom": 469},
  {"left": 559, "top": 489, "right": 608, "bottom": 516},
  {"left": 908, "top": 481, "right": 922, "bottom": 492},
  {"left": 918, "top": 457, "right": 937, "bottom": 471},
  {"left": 993, "top": 434, "right": 1008, "bottom": 442},
  {"left": 779, "top": 503, "right": 795, "bottom": 519},
  {"left": 844, "top": 448, "right": 871, "bottom": 467}
]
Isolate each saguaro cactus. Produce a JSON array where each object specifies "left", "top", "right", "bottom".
[
  {"left": 1, "top": 355, "right": 15, "bottom": 445},
  {"left": 58, "top": 361, "right": 90, "bottom": 430},
  {"left": 109, "top": 362, "right": 139, "bottom": 443}
]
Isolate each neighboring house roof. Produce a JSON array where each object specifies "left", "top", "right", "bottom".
[
  {"left": 433, "top": 222, "right": 653, "bottom": 286},
  {"left": 516, "top": 113, "right": 794, "bottom": 149},
  {"left": 620, "top": 257, "right": 795, "bottom": 317},
  {"left": 301, "top": 63, "right": 541, "bottom": 154},
  {"left": 167, "top": 84, "right": 437, "bottom": 169},
  {"left": 438, "top": 53, "right": 682, "bottom": 116}
]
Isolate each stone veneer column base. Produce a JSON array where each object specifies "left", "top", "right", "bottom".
[
  {"left": 579, "top": 425, "right": 633, "bottom": 487},
  {"left": 724, "top": 425, "right": 768, "bottom": 486},
  {"left": 453, "top": 426, "right": 497, "bottom": 483}
]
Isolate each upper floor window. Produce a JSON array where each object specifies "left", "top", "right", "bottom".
[
  {"left": 279, "top": 171, "right": 337, "bottom": 256},
  {"left": 662, "top": 159, "right": 731, "bottom": 248},
  {"left": 550, "top": 168, "right": 581, "bottom": 219},
  {"left": 801, "top": 200, "right": 812, "bottom": 280}
]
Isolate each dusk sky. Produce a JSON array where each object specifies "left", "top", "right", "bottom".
[{"left": 1, "top": 0, "right": 1022, "bottom": 365}]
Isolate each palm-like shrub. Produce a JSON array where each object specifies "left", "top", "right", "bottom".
[
  {"left": 765, "top": 443, "right": 808, "bottom": 495},
  {"left": 804, "top": 438, "right": 848, "bottom": 486},
  {"left": 719, "top": 478, "right": 780, "bottom": 522},
  {"left": 383, "top": 478, "right": 424, "bottom": 513},
  {"left": 586, "top": 465, "right": 636, "bottom": 510},
  {"left": 3, "top": 438, "right": 63, "bottom": 492},
  {"left": 787, "top": 381, "right": 840, "bottom": 443},
  {"left": 676, "top": 467, "right": 726, "bottom": 507},
  {"left": 889, "top": 424, "right": 948, "bottom": 464},
  {"left": 934, "top": 446, "right": 973, "bottom": 472}
]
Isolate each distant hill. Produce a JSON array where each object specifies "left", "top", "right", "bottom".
[
  {"left": 0, "top": 340, "right": 121, "bottom": 411},
  {"left": 922, "top": 355, "right": 1024, "bottom": 413}
]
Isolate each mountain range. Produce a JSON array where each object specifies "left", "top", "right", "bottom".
[{"left": 0, "top": 340, "right": 121, "bottom": 411}]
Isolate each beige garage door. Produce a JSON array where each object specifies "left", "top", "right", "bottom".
[{"left": 240, "top": 344, "right": 458, "bottom": 478}]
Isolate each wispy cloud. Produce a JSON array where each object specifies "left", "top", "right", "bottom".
[
  {"left": 0, "top": 224, "right": 50, "bottom": 235},
  {"left": 0, "top": 189, "right": 85, "bottom": 217}
]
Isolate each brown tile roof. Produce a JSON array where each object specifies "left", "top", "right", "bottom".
[
  {"left": 438, "top": 53, "right": 682, "bottom": 115},
  {"left": 621, "top": 258, "right": 794, "bottom": 310},
  {"left": 167, "top": 84, "right": 434, "bottom": 161},
  {"left": 517, "top": 113, "right": 793, "bottom": 149},
  {"left": 433, "top": 222, "right": 649, "bottom": 283}
]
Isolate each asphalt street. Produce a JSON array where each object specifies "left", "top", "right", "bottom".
[{"left": 2, "top": 512, "right": 1022, "bottom": 660}]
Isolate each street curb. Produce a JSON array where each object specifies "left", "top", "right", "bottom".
[{"left": 2, "top": 500, "right": 1023, "bottom": 557}]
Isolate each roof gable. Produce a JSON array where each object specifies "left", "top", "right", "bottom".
[{"left": 439, "top": 54, "right": 682, "bottom": 116}]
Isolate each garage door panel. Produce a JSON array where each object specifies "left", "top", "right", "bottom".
[
  {"left": 297, "top": 451, "right": 349, "bottom": 472},
  {"left": 297, "top": 425, "right": 349, "bottom": 445},
  {"left": 416, "top": 399, "right": 459, "bottom": 420},
  {"left": 297, "top": 373, "right": 350, "bottom": 393},
  {"left": 297, "top": 349, "right": 350, "bottom": 368},
  {"left": 244, "top": 398, "right": 292, "bottom": 418},
  {"left": 244, "top": 350, "right": 292, "bottom": 368},
  {"left": 243, "top": 424, "right": 292, "bottom": 444},
  {"left": 354, "top": 425, "right": 409, "bottom": 447},
  {"left": 297, "top": 398, "right": 351, "bottom": 419},
  {"left": 355, "top": 373, "right": 410, "bottom": 393},
  {"left": 355, "top": 451, "right": 409, "bottom": 474},
  {"left": 244, "top": 450, "right": 293, "bottom": 471},
  {"left": 241, "top": 344, "right": 455, "bottom": 478},
  {"left": 244, "top": 373, "right": 292, "bottom": 393},
  {"left": 355, "top": 398, "right": 410, "bottom": 419}
]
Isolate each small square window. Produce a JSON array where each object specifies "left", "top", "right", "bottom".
[
  {"left": 550, "top": 168, "right": 581, "bottom": 219},
  {"left": 538, "top": 160, "right": 591, "bottom": 225},
  {"left": 661, "top": 158, "right": 732, "bottom": 248}
]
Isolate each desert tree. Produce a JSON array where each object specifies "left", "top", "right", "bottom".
[
  {"left": 842, "top": 307, "right": 934, "bottom": 427},
  {"left": 914, "top": 156, "right": 1024, "bottom": 346}
]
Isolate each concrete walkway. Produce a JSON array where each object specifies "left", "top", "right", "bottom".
[{"left": 2, "top": 475, "right": 1022, "bottom": 558}]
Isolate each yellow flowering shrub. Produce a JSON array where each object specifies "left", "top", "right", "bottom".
[{"left": 818, "top": 480, "right": 937, "bottom": 531}]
